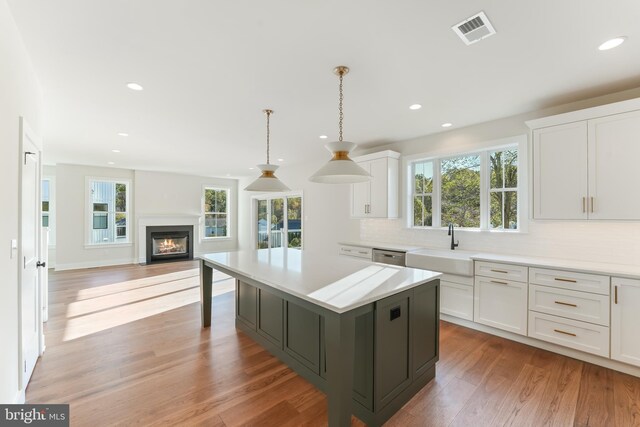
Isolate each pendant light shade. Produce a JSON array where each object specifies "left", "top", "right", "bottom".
[
  {"left": 245, "top": 109, "right": 291, "bottom": 192},
  {"left": 309, "top": 66, "right": 371, "bottom": 184}
]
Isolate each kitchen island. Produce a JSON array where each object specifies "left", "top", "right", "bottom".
[{"left": 200, "top": 249, "right": 441, "bottom": 426}]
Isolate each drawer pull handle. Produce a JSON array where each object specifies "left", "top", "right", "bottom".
[
  {"left": 554, "top": 329, "right": 576, "bottom": 337},
  {"left": 358, "top": 251, "right": 369, "bottom": 255},
  {"left": 554, "top": 277, "right": 577, "bottom": 283},
  {"left": 615, "top": 285, "right": 618, "bottom": 304},
  {"left": 554, "top": 301, "right": 577, "bottom": 308},
  {"left": 490, "top": 269, "right": 509, "bottom": 274},
  {"left": 490, "top": 280, "right": 508, "bottom": 285}
]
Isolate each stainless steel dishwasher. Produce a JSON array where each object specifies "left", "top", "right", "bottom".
[{"left": 372, "top": 248, "right": 406, "bottom": 266}]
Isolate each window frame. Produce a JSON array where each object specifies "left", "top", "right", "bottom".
[
  {"left": 252, "top": 191, "right": 304, "bottom": 250},
  {"left": 202, "top": 186, "right": 231, "bottom": 240},
  {"left": 404, "top": 135, "right": 528, "bottom": 233},
  {"left": 85, "top": 177, "right": 132, "bottom": 247}
]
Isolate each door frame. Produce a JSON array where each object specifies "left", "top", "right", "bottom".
[{"left": 18, "top": 116, "right": 44, "bottom": 392}]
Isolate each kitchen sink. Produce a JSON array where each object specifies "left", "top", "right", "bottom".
[{"left": 405, "top": 248, "right": 475, "bottom": 276}]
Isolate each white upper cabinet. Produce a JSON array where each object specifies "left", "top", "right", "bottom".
[
  {"left": 588, "top": 110, "right": 640, "bottom": 220},
  {"left": 533, "top": 122, "right": 588, "bottom": 219},
  {"left": 528, "top": 97, "right": 640, "bottom": 220},
  {"left": 351, "top": 151, "right": 400, "bottom": 219}
]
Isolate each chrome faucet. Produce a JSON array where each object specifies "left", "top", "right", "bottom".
[{"left": 448, "top": 223, "right": 459, "bottom": 250}]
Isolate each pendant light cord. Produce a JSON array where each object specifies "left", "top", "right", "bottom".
[
  {"left": 338, "top": 72, "right": 344, "bottom": 142},
  {"left": 265, "top": 110, "right": 271, "bottom": 164}
]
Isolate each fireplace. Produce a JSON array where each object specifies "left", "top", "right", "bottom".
[{"left": 145, "top": 225, "right": 194, "bottom": 264}]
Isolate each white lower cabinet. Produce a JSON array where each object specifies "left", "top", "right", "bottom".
[
  {"left": 474, "top": 275, "right": 528, "bottom": 336},
  {"left": 440, "top": 274, "right": 474, "bottom": 320},
  {"left": 528, "top": 311, "right": 609, "bottom": 358},
  {"left": 611, "top": 277, "right": 640, "bottom": 367}
]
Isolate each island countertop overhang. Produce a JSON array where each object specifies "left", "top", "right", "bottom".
[{"left": 200, "top": 248, "right": 441, "bottom": 314}]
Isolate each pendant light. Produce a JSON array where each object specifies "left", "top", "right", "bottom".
[
  {"left": 309, "top": 66, "right": 371, "bottom": 184},
  {"left": 245, "top": 109, "right": 291, "bottom": 192}
]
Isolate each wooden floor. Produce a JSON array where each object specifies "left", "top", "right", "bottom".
[{"left": 27, "top": 261, "right": 640, "bottom": 426}]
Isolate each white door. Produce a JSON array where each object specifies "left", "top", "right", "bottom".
[
  {"left": 532, "top": 122, "right": 588, "bottom": 219},
  {"left": 368, "top": 157, "right": 388, "bottom": 218},
  {"left": 588, "top": 110, "right": 640, "bottom": 220},
  {"left": 20, "top": 118, "right": 42, "bottom": 389},
  {"left": 611, "top": 277, "right": 640, "bottom": 367},
  {"left": 351, "top": 161, "right": 370, "bottom": 218}
]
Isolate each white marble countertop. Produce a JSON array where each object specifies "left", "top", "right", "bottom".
[
  {"left": 338, "top": 240, "right": 424, "bottom": 253},
  {"left": 201, "top": 249, "right": 441, "bottom": 314},
  {"left": 471, "top": 252, "right": 640, "bottom": 280}
]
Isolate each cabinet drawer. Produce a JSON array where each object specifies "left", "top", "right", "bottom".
[
  {"left": 528, "top": 311, "right": 609, "bottom": 358},
  {"left": 441, "top": 281, "right": 473, "bottom": 321},
  {"left": 529, "top": 267, "right": 610, "bottom": 295},
  {"left": 475, "top": 261, "right": 528, "bottom": 283},
  {"left": 529, "top": 284, "right": 609, "bottom": 326},
  {"left": 338, "top": 245, "right": 372, "bottom": 260},
  {"left": 474, "top": 276, "right": 528, "bottom": 336}
]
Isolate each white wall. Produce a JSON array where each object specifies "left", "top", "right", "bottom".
[
  {"left": 0, "top": 0, "right": 43, "bottom": 404},
  {"left": 134, "top": 170, "right": 238, "bottom": 256},
  {"left": 357, "top": 86, "right": 640, "bottom": 265},
  {"left": 55, "top": 164, "right": 136, "bottom": 270},
  {"left": 52, "top": 166, "right": 238, "bottom": 270},
  {"left": 238, "top": 160, "right": 359, "bottom": 253}
]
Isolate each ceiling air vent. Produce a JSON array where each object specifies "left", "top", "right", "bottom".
[{"left": 452, "top": 11, "right": 496, "bottom": 45}]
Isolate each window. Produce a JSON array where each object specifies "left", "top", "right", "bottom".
[
  {"left": 489, "top": 149, "right": 519, "bottom": 229},
  {"left": 412, "top": 161, "right": 433, "bottom": 227},
  {"left": 203, "top": 188, "right": 229, "bottom": 238},
  {"left": 441, "top": 155, "right": 481, "bottom": 228},
  {"left": 255, "top": 193, "right": 303, "bottom": 249},
  {"left": 87, "top": 179, "right": 129, "bottom": 245},
  {"left": 42, "top": 179, "right": 50, "bottom": 227},
  {"left": 41, "top": 177, "right": 56, "bottom": 245},
  {"left": 410, "top": 142, "right": 522, "bottom": 231}
]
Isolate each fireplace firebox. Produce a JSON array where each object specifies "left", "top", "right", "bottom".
[{"left": 145, "top": 225, "right": 194, "bottom": 264}]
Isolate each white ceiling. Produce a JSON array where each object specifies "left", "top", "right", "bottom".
[{"left": 8, "top": 0, "right": 640, "bottom": 178}]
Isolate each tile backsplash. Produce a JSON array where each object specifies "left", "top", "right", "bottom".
[{"left": 360, "top": 219, "right": 640, "bottom": 266}]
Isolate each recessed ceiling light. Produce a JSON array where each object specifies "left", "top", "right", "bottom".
[
  {"left": 117, "top": 133, "right": 129, "bottom": 137},
  {"left": 319, "top": 135, "right": 328, "bottom": 139},
  {"left": 112, "top": 149, "right": 121, "bottom": 153},
  {"left": 598, "top": 37, "right": 627, "bottom": 51},
  {"left": 278, "top": 158, "right": 284, "bottom": 162},
  {"left": 126, "top": 82, "right": 144, "bottom": 91},
  {"left": 409, "top": 104, "right": 422, "bottom": 110},
  {"left": 441, "top": 122, "right": 453, "bottom": 128},
  {"left": 108, "top": 161, "right": 115, "bottom": 165}
]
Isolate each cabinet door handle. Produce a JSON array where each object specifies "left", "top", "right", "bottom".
[
  {"left": 554, "top": 301, "right": 577, "bottom": 308},
  {"left": 615, "top": 285, "right": 618, "bottom": 304},
  {"left": 582, "top": 197, "right": 586, "bottom": 213},
  {"left": 554, "top": 329, "right": 577, "bottom": 337},
  {"left": 590, "top": 196, "right": 594, "bottom": 213},
  {"left": 491, "top": 269, "right": 509, "bottom": 274},
  {"left": 554, "top": 277, "right": 577, "bottom": 283},
  {"left": 490, "top": 280, "right": 508, "bottom": 285}
]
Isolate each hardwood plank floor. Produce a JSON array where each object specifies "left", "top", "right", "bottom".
[{"left": 27, "top": 261, "right": 640, "bottom": 426}]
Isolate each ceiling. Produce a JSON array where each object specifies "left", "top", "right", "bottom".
[{"left": 8, "top": 0, "right": 640, "bottom": 178}]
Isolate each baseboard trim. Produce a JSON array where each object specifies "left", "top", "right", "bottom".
[
  {"left": 442, "top": 314, "right": 640, "bottom": 378},
  {"left": 54, "top": 258, "right": 137, "bottom": 271}
]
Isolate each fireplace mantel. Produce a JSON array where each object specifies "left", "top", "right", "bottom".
[{"left": 137, "top": 215, "right": 201, "bottom": 264}]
